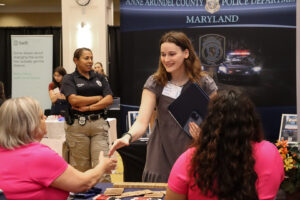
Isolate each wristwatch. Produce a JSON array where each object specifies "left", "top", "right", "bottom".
[
  {"left": 75, "top": 0, "right": 90, "bottom": 6},
  {"left": 123, "top": 132, "right": 133, "bottom": 143}
]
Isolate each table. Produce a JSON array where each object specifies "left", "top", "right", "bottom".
[
  {"left": 72, "top": 183, "right": 166, "bottom": 200},
  {"left": 40, "top": 117, "right": 117, "bottom": 156},
  {"left": 44, "top": 118, "right": 65, "bottom": 139},
  {"left": 40, "top": 118, "right": 65, "bottom": 156}
]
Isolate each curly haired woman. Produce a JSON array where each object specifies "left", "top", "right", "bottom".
[{"left": 166, "top": 90, "right": 284, "bottom": 200}]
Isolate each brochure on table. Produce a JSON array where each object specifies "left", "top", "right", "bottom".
[{"left": 279, "top": 114, "right": 298, "bottom": 144}]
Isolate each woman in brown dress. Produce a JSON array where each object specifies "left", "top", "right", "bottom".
[{"left": 109, "top": 31, "right": 218, "bottom": 182}]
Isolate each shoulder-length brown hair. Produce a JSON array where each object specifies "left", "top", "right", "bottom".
[
  {"left": 190, "top": 89, "right": 264, "bottom": 200},
  {"left": 153, "top": 31, "right": 205, "bottom": 86},
  {"left": 52, "top": 66, "right": 67, "bottom": 88}
]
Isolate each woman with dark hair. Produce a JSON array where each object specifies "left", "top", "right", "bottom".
[
  {"left": 109, "top": 31, "right": 218, "bottom": 182},
  {"left": 0, "top": 81, "right": 5, "bottom": 107},
  {"left": 61, "top": 48, "right": 113, "bottom": 182},
  {"left": 48, "top": 66, "right": 68, "bottom": 115},
  {"left": 166, "top": 90, "right": 284, "bottom": 200}
]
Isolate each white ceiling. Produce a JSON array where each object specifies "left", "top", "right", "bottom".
[
  {"left": 0, "top": 0, "right": 61, "bottom": 13},
  {"left": 0, "top": 0, "right": 119, "bottom": 13}
]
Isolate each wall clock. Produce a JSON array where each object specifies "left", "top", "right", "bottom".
[{"left": 76, "top": 0, "right": 90, "bottom": 6}]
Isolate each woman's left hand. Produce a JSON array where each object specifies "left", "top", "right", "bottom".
[
  {"left": 58, "top": 93, "right": 66, "bottom": 100},
  {"left": 189, "top": 122, "right": 201, "bottom": 139}
]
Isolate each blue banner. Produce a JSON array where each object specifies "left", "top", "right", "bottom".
[
  {"left": 118, "top": 0, "right": 297, "bottom": 141},
  {"left": 121, "top": 0, "right": 296, "bottom": 32}
]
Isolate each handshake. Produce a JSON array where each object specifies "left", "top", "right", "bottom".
[{"left": 98, "top": 151, "right": 117, "bottom": 174}]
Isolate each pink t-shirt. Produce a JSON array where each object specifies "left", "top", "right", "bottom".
[
  {"left": 168, "top": 140, "right": 284, "bottom": 200},
  {"left": 0, "top": 142, "right": 69, "bottom": 200}
]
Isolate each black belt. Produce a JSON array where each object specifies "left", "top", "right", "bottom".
[{"left": 73, "top": 113, "right": 104, "bottom": 121}]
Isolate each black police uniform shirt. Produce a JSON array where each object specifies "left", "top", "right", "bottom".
[{"left": 61, "top": 69, "right": 112, "bottom": 115}]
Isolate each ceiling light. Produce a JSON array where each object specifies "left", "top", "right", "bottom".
[{"left": 0, "top": 3, "right": 5, "bottom": 6}]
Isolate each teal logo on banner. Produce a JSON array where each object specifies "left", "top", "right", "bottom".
[
  {"left": 121, "top": 0, "right": 296, "bottom": 32},
  {"left": 200, "top": 34, "right": 225, "bottom": 66}
]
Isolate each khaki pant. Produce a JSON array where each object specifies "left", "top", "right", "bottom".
[{"left": 64, "top": 117, "right": 111, "bottom": 182}]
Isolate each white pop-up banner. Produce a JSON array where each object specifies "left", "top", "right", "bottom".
[{"left": 11, "top": 35, "right": 53, "bottom": 110}]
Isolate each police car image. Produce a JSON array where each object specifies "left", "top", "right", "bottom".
[{"left": 217, "top": 50, "right": 262, "bottom": 83}]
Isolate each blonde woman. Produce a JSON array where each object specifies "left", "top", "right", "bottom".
[{"left": 0, "top": 97, "right": 116, "bottom": 200}]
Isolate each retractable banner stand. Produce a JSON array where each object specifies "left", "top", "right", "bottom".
[
  {"left": 120, "top": 0, "right": 296, "bottom": 140},
  {"left": 11, "top": 35, "right": 53, "bottom": 110}
]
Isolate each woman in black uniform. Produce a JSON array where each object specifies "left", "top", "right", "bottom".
[{"left": 61, "top": 48, "right": 113, "bottom": 181}]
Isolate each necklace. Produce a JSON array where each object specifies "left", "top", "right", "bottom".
[{"left": 170, "top": 78, "right": 189, "bottom": 87}]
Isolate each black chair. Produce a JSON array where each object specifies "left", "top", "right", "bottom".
[
  {"left": 44, "top": 109, "right": 51, "bottom": 117},
  {"left": 0, "top": 189, "right": 7, "bottom": 200}
]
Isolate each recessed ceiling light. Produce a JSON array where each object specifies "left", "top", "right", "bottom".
[{"left": 0, "top": 3, "right": 5, "bottom": 6}]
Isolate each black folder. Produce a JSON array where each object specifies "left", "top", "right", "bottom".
[{"left": 168, "top": 83, "right": 209, "bottom": 137}]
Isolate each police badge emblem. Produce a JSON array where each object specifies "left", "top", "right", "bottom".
[
  {"left": 205, "top": 0, "right": 220, "bottom": 14},
  {"left": 78, "top": 116, "right": 86, "bottom": 126},
  {"left": 199, "top": 34, "right": 225, "bottom": 66},
  {"left": 96, "top": 80, "right": 102, "bottom": 87}
]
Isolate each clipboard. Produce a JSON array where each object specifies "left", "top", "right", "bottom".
[{"left": 168, "top": 83, "right": 209, "bottom": 137}]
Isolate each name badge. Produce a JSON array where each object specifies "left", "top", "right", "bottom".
[{"left": 162, "top": 82, "right": 182, "bottom": 99}]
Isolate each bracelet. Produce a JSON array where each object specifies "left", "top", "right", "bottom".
[{"left": 123, "top": 132, "right": 133, "bottom": 143}]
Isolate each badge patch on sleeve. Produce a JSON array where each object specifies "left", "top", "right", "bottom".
[{"left": 96, "top": 80, "right": 102, "bottom": 87}]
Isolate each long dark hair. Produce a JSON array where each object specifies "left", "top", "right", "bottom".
[
  {"left": 0, "top": 81, "right": 5, "bottom": 100},
  {"left": 153, "top": 31, "right": 205, "bottom": 86},
  {"left": 190, "top": 90, "right": 264, "bottom": 200},
  {"left": 52, "top": 66, "right": 66, "bottom": 89}
]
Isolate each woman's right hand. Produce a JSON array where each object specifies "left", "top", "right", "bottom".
[
  {"left": 189, "top": 122, "right": 201, "bottom": 139},
  {"left": 98, "top": 151, "right": 117, "bottom": 174},
  {"left": 108, "top": 135, "right": 131, "bottom": 157}
]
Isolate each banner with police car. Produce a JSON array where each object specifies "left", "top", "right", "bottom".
[{"left": 118, "top": 0, "right": 296, "bottom": 140}]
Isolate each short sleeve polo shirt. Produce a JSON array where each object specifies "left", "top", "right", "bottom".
[{"left": 61, "top": 69, "right": 112, "bottom": 99}]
